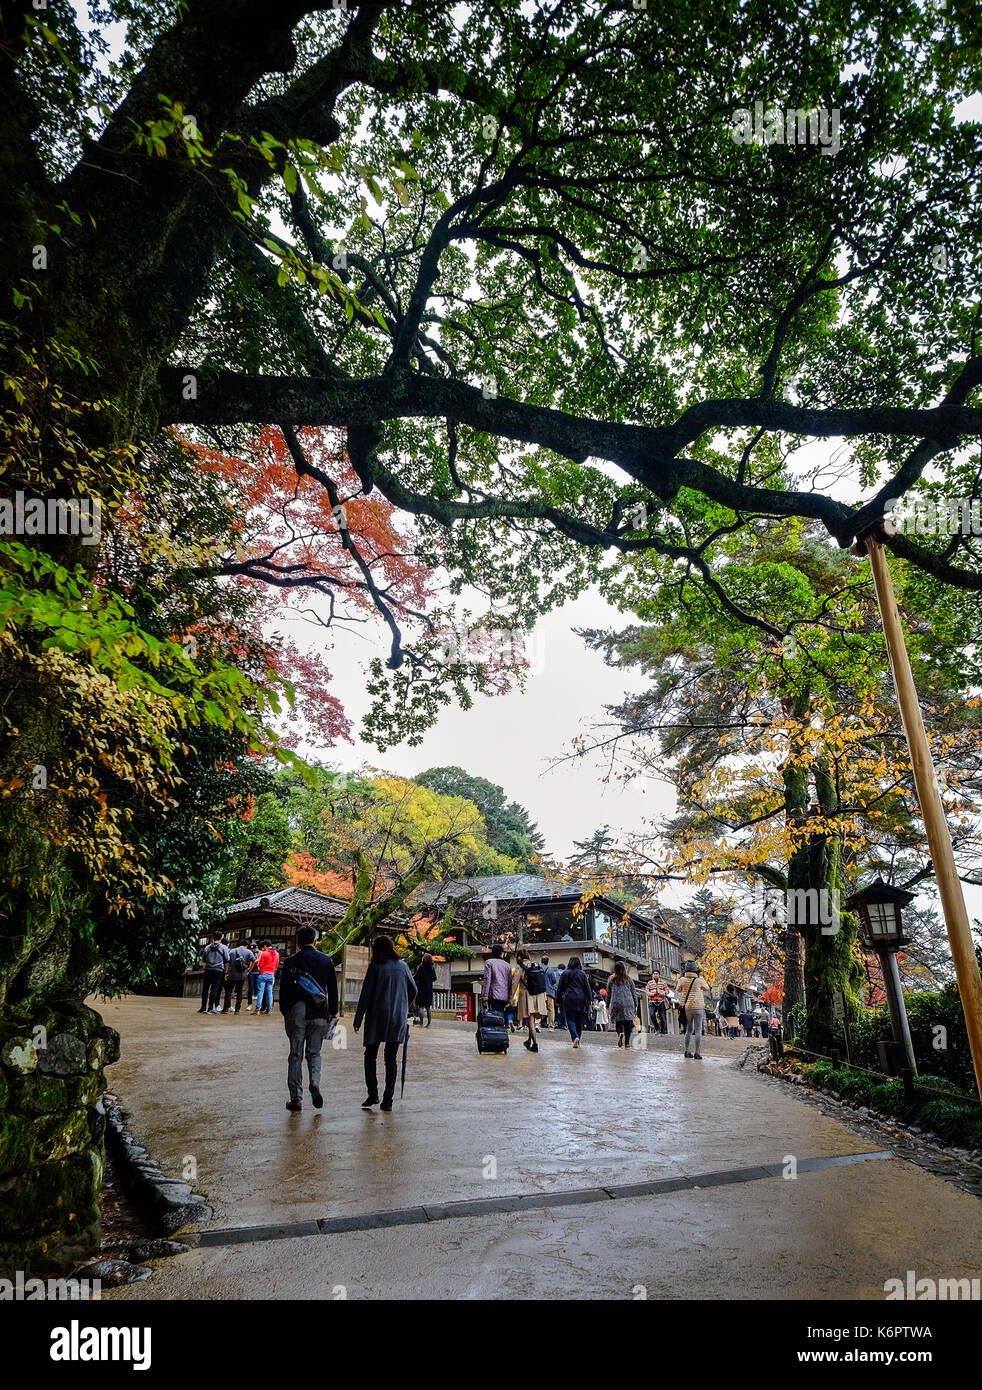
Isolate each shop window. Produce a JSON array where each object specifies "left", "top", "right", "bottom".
[{"left": 523, "top": 907, "right": 586, "bottom": 945}]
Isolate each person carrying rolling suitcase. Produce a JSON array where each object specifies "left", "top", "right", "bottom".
[{"left": 478, "top": 944, "right": 512, "bottom": 1053}]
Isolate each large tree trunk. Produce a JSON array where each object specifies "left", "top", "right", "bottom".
[
  {"left": 799, "top": 760, "right": 864, "bottom": 1055},
  {"left": 0, "top": 1, "right": 371, "bottom": 1274},
  {"left": 781, "top": 752, "right": 809, "bottom": 1030}
]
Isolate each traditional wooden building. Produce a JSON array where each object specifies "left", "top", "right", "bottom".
[
  {"left": 182, "top": 887, "right": 351, "bottom": 999},
  {"left": 412, "top": 873, "right": 688, "bottom": 1021}
]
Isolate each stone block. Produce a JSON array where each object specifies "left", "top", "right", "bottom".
[
  {"left": 37, "top": 1032, "right": 87, "bottom": 1077},
  {"left": 0, "top": 1108, "right": 93, "bottom": 1178},
  {"left": 0, "top": 1148, "right": 102, "bottom": 1240},
  {"left": 1, "top": 1037, "right": 38, "bottom": 1073}
]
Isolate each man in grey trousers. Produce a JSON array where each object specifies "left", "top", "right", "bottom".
[{"left": 278, "top": 926, "right": 339, "bottom": 1113}]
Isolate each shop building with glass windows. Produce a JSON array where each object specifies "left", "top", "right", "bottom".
[{"left": 412, "top": 873, "right": 688, "bottom": 1022}]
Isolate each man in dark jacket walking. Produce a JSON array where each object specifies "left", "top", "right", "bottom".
[
  {"left": 555, "top": 956, "right": 593, "bottom": 1047},
  {"left": 278, "top": 926, "right": 339, "bottom": 1113}
]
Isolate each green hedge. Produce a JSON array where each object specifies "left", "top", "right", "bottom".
[
  {"left": 801, "top": 1058, "right": 982, "bottom": 1148},
  {"left": 830, "top": 986, "right": 978, "bottom": 1098}
]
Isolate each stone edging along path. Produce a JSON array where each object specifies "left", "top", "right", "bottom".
[
  {"left": 71, "top": 1093, "right": 213, "bottom": 1286},
  {"left": 103, "top": 1091, "right": 213, "bottom": 1233},
  {"left": 741, "top": 1044, "right": 982, "bottom": 1201}
]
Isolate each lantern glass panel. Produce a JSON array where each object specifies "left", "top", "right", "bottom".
[{"left": 867, "top": 901, "right": 898, "bottom": 937}]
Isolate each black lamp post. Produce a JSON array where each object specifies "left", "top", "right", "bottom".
[{"left": 844, "top": 878, "right": 917, "bottom": 1076}]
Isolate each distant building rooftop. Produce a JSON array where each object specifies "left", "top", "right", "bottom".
[
  {"left": 224, "top": 886, "right": 350, "bottom": 920},
  {"left": 413, "top": 873, "right": 686, "bottom": 944}
]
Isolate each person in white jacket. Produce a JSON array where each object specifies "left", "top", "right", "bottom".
[{"left": 676, "top": 962, "right": 710, "bottom": 1060}]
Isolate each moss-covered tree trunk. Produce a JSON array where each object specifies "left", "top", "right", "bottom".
[
  {"left": 0, "top": 0, "right": 361, "bottom": 1273},
  {"left": 798, "top": 760, "right": 864, "bottom": 1055},
  {"left": 781, "top": 738, "right": 810, "bottom": 1026}
]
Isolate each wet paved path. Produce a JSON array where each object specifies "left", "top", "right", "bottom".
[{"left": 97, "top": 996, "right": 982, "bottom": 1300}]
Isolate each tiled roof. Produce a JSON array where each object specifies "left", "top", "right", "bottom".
[
  {"left": 413, "top": 873, "right": 583, "bottom": 907},
  {"left": 223, "top": 885, "right": 408, "bottom": 929},
  {"left": 224, "top": 887, "right": 350, "bottom": 920}
]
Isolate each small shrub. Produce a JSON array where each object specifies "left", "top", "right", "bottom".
[
  {"left": 797, "top": 1061, "right": 982, "bottom": 1146},
  {"left": 839, "top": 987, "right": 978, "bottom": 1097},
  {"left": 915, "top": 1099, "right": 982, "bottom": 1148}
]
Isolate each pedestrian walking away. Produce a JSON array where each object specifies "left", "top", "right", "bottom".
[
  {"left": 481, "top": 944, "right": 513, "bottom": 1020},
  {"left": 354, "top": 936, "right": 418, "bottom": 1111},
  {"left": 739, "top": 1008, "right": 755, "bottom": 1037},
  {"left": 198, "top": 931, "right": 229, "bottom": 1014},
  {"left": 541, "top": 956, "right": 559, "bottom": 1028},
  {"left": 414, "top": 951, "right": 436, "bottom": 1027},
  {"left": 222, "top": 940, "right": 255, "bottom": 1014},
  {"left": 553, "top": 964, "right": 567, "bottom": 1031},
  {"left": 253, "top": 940, "right": 280, "bottom": 1015},
  {"left": 720, "top": 983, "right": 741, "bottom": 1038},
  {"left": 278, "top": 926, "right": 339, "bottom": 1112},
  {"left": 607, "top": 961, "right": 638, "bottom": 1048},
  {"left": 512, "top": 948, "right": 547, "bottom": 1052},
  {"left": 677, "top": 962, "right": 710, "bottom": 1059},
  {"left": 555, "top": 956, "right": 592, "bottom": 1047}
]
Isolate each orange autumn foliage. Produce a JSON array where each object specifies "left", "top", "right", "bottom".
[{"left": 284, "top": 849, "right": 354, "bottom": 900}]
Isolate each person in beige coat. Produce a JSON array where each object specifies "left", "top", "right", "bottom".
[
  {"left": 511, "top": 948, "right": 547, "bottom": 1052},
  {"left": 676, "top": 962, "right": 710, "bottom": 1059}
]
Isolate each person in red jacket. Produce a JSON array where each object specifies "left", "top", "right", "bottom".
[{"left": 254, "top": 940, "right": 280, "bottom": 1015}]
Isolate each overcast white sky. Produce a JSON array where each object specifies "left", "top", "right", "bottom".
[{"left": 281, "top": 586, "right": 676, "bottom": 867}]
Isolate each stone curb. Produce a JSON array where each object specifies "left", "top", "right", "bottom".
[{"left": 103, "top": 1092, "right": 213, "bottom": 1238}]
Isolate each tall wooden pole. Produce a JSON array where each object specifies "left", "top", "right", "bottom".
[{"left": 863, "top": 535, "right": 982, "bottom": 1101}]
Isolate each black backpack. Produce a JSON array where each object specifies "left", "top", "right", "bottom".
[{"left": 523, "top": 963, "right": 547, "bottom": 994}]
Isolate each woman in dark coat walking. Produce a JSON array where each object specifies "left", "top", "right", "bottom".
[
  {"left": 414, "top": 951, "right": 437, "bottom": 1027},
  {"left": 353, "top": 936, "right": 418, "bottom": 1111}
]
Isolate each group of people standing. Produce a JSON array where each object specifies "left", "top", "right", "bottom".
[{"left": 196, "top": 931, "right": 281, "bottom": 1015}]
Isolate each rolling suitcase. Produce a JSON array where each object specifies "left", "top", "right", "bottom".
[{"left": 476, "top": 1007, "right": 509, "bottom": 1054}]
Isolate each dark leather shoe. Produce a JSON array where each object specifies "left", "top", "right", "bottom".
[
  {"left": 310, "top": 1083, "right": 323, "bottom": 1109},
  {"left": 361, "top": 1095, "right": 379, "bottom": 1108},
  {"left": 286, "top": 1098, "right": 302, "bottom": 1112},
  {"left": 380, "top": 1098, "right": 393, "bottom": 1111}
]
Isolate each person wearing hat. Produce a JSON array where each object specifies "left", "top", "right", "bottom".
[
  {"left": 676, "top": 960, "right": 710, "bottom": 1059},
  {"left": 594, "top": 988, "right": 609, "bottom": 1031}
]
